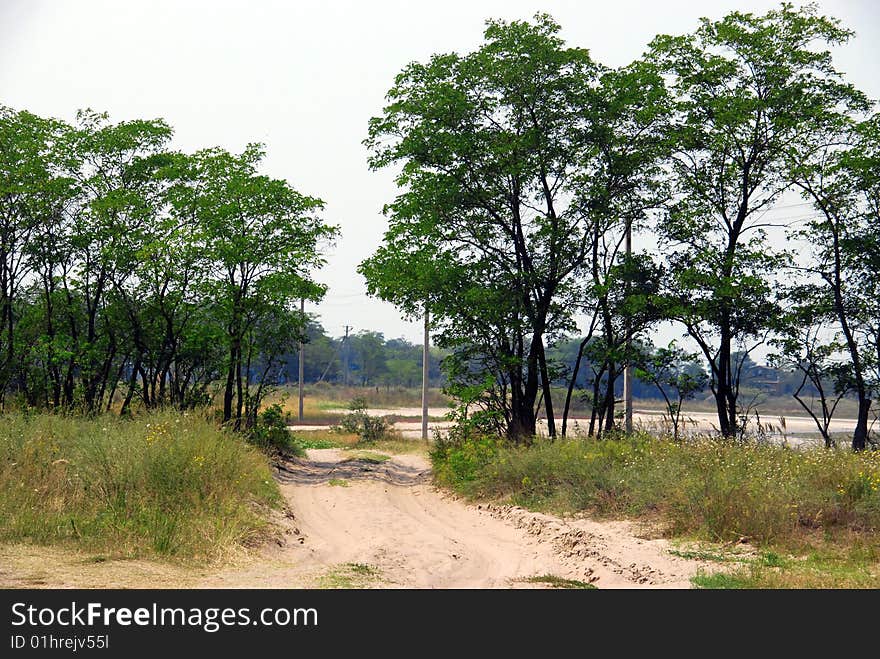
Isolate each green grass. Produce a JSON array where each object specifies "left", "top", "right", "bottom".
[
  {"left": 328, "top": 479, "right": 350, "bottom": 487},
  {"left": 293, "top": 434, "right": 347, "bottom": 450},
  {"left": 523, "top": 574, "right": 597, "bottom": 589},
  {"left": 432, "top": 433, "right": 880, "bottom": 587},
  {"left": 317, "top": 562, "right": 382, "bottom": 589},
  {"left": 342, "top": 451, "right": 391, "bottom": 464},
  {"left": 668, "top": 548, "right": 751, "bottom": 563},
  {"left": 692, "top": 540, "right": 880, "bottom": 588},
  {"left": 0, "top": 411, "right": 281, "bottom": 562},
  {"left": 691, "top": 572, "right": 758, "bottom": 589}
]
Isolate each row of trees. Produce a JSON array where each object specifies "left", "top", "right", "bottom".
[
  {"left": 361, "top": 4, "right": 880, "bottom": 449},
  {"left": 0, "top": 107, "right": 336, "bottom": 429},
  {"left": 281, "top": 323, "right": 445, "bottom": 388}
]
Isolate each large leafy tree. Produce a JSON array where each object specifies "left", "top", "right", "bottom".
[
  {"left": 785, "top": 112, "right": 878, "bottom": 450},
  {"left": 649, "top": 2, "right": 864, "bottom": 437},
  {"left": 561, "top": 60, "right": 671, "bottom": 437},
  {"left": 169, "top": 145, "right": 337, "bottom": 428},
  {"left": 0, "top": 107, "right": 72, "bottom": 406},
  {"left": 362, "top": 14, "right": 603, "bottom": 441}
]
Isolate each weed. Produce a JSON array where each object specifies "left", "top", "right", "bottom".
[
  {"left": 317, "top": 563, "right": 381, "bottom": 589},
  {"left": 523, "top": 574, "right": 597, "bottom": 589}
]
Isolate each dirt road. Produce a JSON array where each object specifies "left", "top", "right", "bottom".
[
  {"left": 0, "top": 448, "right": 710, "bottom": 589},
  {"left": 205, "top": 448, "right": 709, "bottom": 589}
]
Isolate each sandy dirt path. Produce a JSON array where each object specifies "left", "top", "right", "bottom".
[
  {"left": 0, "top": 448, "right": 711, "bottom": 589},
  {"left": 205, "top": 448, "right": 709, "bottom": 589}
]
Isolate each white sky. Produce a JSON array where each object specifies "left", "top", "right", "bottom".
[{"left": 1, "top": 0, "right": 878, "bottom": 351}]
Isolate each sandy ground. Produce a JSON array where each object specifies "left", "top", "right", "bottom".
[
  {"left": 0, "top": 448, "right": 711, "bottom": 589},
  {"left": 204, "top": 448, "right": 709, "bottom": 589},
  {"left": 310, "top": 406, "right": 865, "bottom": 442}
]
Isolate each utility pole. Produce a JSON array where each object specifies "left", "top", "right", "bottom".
[
  {"left": 623, "top": 217, "right": 634, "bottom": 434},
  {"left": 298, "top": 298, "right": 304, "bottom": 422},
  {"left": 421, "top": 307, "right": 429, "bottom": 442},
  {"left": 342, "top": 325, "right": 352, "bottom": 387}
]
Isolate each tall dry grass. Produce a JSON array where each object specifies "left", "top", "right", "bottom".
[
  {"left": 432, "top": 433, "right": 880, "bottom": 546},
  {"left": 0, "top": 410, "right": 281, "bottom": 561}
]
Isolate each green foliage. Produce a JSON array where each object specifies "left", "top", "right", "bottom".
[
  {"left": 430, "top": 435, "right": 499, "bottom": 486},
  {"left": 690, "top": 572, "right": 757, "bottom": 590},
  {"left": 634, "top": 342, "right": 708, "bottom": 439},
  {"left": 648, "top": 2, "right": 870, "bottom": 438},
  {"left": 336, "top": 398, "right": 392, "bottom": 442},
  {"left": 247, "top": 403, "right": 303, "bottom": 457},
  {"left": 360, "top": 14, "right": 630, "bottom": 441},
  {"left": 0, "top": 105, "right": 336, "bottom": 432},
  {"left": 0, "top": 411, "right": 281, "bottom": 560},
  {"left": 432, "top": 434, "right": 880, "bottom": 545},
  {"left": 317, "top": 563, "right": 381, "bottom": 589}
]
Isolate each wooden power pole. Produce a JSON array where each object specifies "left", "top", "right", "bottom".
[
  {"left": 421, "top": 308, "right": 429, "bottom": 442},
  {"left": 342, "top": 325, "right": 351, "bottom": 387},
  {"left": 298, "top": 298, "right": 305, "bottom": 422},
  {"left": 623, "top": 218, "right": 634, "bottom": 434}
]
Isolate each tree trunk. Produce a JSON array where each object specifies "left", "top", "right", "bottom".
[
  {"left": 537, "top": 337, "right": 556, "bottom": 438},
  {"left": 223, "top": 343, "right": 237, "bottom": 424},
  {"left": 853, "top": 397, "right": 871, "bottom": 452},
  {"left": 562, "top": 336, "right": 589, "bottom": 437}
]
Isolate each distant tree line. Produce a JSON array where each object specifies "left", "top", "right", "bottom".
[
  {"left": 279, "top": 322, "right": 444, "bottom": 388},
  {"left": 361, "top": 4, "right": 880, "bottom": 449},
  {"left": 0, "top": 107, "right": 336, "bottom": 429}
]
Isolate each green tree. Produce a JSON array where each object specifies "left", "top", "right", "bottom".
[
  {"left": 169, "top": 144, "right": 337, "bottom": 428},
  {"left": 361, "top": 14, "right": 601, "bottom": 441},
  {"left": 349, "top": 330, "right": 387, "bottom": 386},
  {"left": 635, "top": 342, "right": 708, "bottom": 440},
  {"left": 787, "top": 112, "right": 879, "bottom": 450},
  {"left": 0, "top": 107, "right": 77, "bottom": 407},
  {"left": 649, "top": 3, "right": 864, "bottom": 437}
]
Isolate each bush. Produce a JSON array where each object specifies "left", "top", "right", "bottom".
[
  {"left": 248, "top": 403, "right": 304, "bottom": 457},
  {"left": 0, "top": 411, "right": 282, "bottom": 561},
  {"left": 336, "top": 397, "right": 392, "bottom": 442},
  {"left": 431, "top": 434, "right": 498, "bottom": 486}
]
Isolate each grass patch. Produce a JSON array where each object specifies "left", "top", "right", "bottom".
[
  {"left": 362, "top": 438, "right": 432, "bottom": 456},
  {"left": 0, "top": 411, "right": 281, "bottom": 562},
  {"left": 317, "top": 562, "right": 382, "bottom": 589},
  {"left": 342, "top": 451, "right": 391, "bottom": 464},
  {"left": 523, "top": 574, "right": 597, "bottom": 589},
  {"left": 668, "top": 548, "right": 751, "bottom": 564},
  {"left": 328, "top": 479, "right": 350, "bottom": 487},
  {"left": 691, "top": 571, "right": 757, "bottom": 589},
  {"left": 432, "top": 433, "right": 880, "bottom": 587}
]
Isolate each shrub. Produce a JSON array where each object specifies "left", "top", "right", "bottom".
[
  {"left": 336, "top": 397, "right": 392, "bottom": 442},
  {"left": 248, "top": 403, "right": 304, "bottom": 457}
]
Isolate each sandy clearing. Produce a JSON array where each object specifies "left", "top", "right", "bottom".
[{"left": 205, "top": 448, "right": 709, "bottom": 589}]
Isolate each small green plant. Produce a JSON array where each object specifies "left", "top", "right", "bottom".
[
  {"left": 691, "top": 571, "right": 756, "bottom": 589},
  {"left": 317, "top": 562, "right": 381, "bottom": 589},
  {"left": 523, "top": 574, "right": 597, "bottom": 589},
  {"left": 342, "top": 450, "right": 391, "bottom": 464},
  {"left": 296, "top": 436, "right": 342, "bottom": 450},
  {"left": 248, "top": 404, "right": 304, "bottom": 456},
  {"left": 336, "top": 398, "right": 392, "bottom": 442}
]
